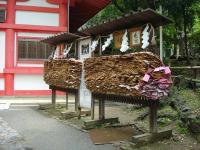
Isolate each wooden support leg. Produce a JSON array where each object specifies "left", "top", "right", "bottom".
[
  {"left": 78, "top": 106, "right": 81, "bottom": 119},
  {"left": 99, "top": 99, "right": 105, "bottom": 120},
  {"left": 149, "top": 102, "right": 158, "bottom": 133},
  {"left": 102, "top": 99, "right": 105, "bottom": 119},
  {"left": 91, "top": 96, "right": 95, "bottom": 120},
  {"left": 75, "top": 91, "right": 79, "bottom": 112},
  {"left": 66, "top": 92, "right": 68, "bottom": 110},
  {"left": 52, "top": 89, "right": 56, "bottom": 107}
]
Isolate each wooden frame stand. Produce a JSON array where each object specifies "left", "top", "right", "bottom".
[
  {"left": 50, "top": 86, "right": 79, "bottom": 118},
  {"left": 86, "top": 93, "right": 172, "bottom": 143},
  {"left": 50, "top": 85, "right": 91, "bottom": 119}
]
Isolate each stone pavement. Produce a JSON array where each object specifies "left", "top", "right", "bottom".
[
  {"left": 0, "top": 117, "right": 30, "bottom": 150},
  {"left": 0, "top": 105, "right": 115, "bottom": 150},
  {"left": 0, "top": 94, "right": 75, "bottom": 105}
]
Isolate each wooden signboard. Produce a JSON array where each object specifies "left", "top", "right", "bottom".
[
  {"left": 113, "top": 30, "right": 124, "bottom": 49},
  {"left": 128, "top": 27, "right": 142, "bottom": 48}
]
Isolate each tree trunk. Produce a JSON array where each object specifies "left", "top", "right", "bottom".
[{"left": 182, "top": 5, "right": 190, "bottom": 64}]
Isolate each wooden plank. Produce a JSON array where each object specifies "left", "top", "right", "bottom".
[
  {"left": 75, "top": 90, "right": 79, "bottom": 112},
  {"left": 83, "top": 118, "right": 119, "bottom": 130},
  {"left": 149, "top": 102, "right": 158, "bottom": 133},
  {"left": 52, "top": 89, "right": 56, "bottom": 106},
  {"left": 99, "top": 99, "right": 105, "bottom": 120},
  {"left": 66, "top": 92, "right": 68, "bottom": 110},
  {"left": 132, "top": 129, "right": 172, "bottom": 144},
  {"left": 49, "top": 85, "right": 77, "bottom": 93},
  {"left": 91, "top": 98, "right": 95, "bottom": 120},
  {"left": 185, "top": 78, "right": 200, "bottom": 82},
  {"left": 99, "top": 99, "right": 102, "bottom": 120},
  {"left": 93, "top": 93, "right": 150, "bottom": 106},
  {"left": 170, "top": 66, "right": 200, "bottom": 69},
  {"left": 61, "top": 111, "right": 77, "bottom": 120}
]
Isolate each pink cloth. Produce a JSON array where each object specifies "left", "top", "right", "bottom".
[{"left": 138, "top": 66, "right": 172, "bottom": 100}]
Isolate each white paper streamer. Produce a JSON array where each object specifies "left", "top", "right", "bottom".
[
  {"left": 102, "top": 34, "right": 113, "bottom": 51},
  {"left": 141, "top": 24, "right": 150, "bottom": 49},
  {"left": 53, "top": 46, "right": 60, "bottom": 59},
  {"left": 63, "top": 43, "right": 73, "bottom": 57},
  {"left": 90, "top": 39, "right": 99, "bottom": 52},
  {"left": 48, "top": 50, "right": 54, "bottom": 59},
  {"left": 120, "top": 30, "right": 129, "bottom": 52}
]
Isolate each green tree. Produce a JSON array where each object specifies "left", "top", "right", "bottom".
[{"left": 160, "top": 0, "right": 199, "bottom": 64}]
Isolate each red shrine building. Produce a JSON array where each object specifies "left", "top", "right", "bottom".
[{"left": 0, "top": 0, "right": 110, "bottom": 96}]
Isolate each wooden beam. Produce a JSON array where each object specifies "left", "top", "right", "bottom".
[
  {"left": 52, "top": 89, "right": 56, "bottom": 107},
  {"left": 75, "top": 90, "right": 79, "bottom": 111},
  {"left": 91, "top": 97, "right": 95, "bottom": 120},
  {"left": 83, "top": 118, "right": 119, "bottom": 130},
  {"left": 149, "top": 102, "right": 158, "bottom": 133},
  {"left": 66, "top": 92, "right": 68, "bottom": 110},
  {"left": 132, "top": 130, "right": 172, "bottom": 144},
  {"left": 99, "top": 99, "right": 105, "bottom": 120}
]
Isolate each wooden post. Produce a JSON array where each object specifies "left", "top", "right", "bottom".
[
  {"left": 75, "top": 90, "right": 79, "bottom": 112},
  {"left": 66, "top": 92, "right": 68, "bottom": 110},
  {"left": 99, "top": 99, "right": 105, "bottom": 120},
  {"left": 52, "top": 89, "right": 56, "bottom": 108},
  {"left": 99, "top": 37, "right": 102, "bottom": 56},
  {"left": 102, "top": 99, "right": 105, "bottom": 120},
  {"left": 78, "top": 106, "right": 81, "bottom": 119},
  {"left": 149, "top": 102, "right": 158, "bottom": 133},
  {"left": 91, "top": 95, "right": 95, "bottom": 120}
]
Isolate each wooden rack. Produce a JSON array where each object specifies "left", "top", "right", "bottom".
[
  {"left": 49, "top": 85, "right": 79, "bottom": 111},
  {"left": 87, "top": 93, "right": 172, "bottom": 143}
]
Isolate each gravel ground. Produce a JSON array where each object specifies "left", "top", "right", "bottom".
[{"left": 0, "top": 117, "right": 29, "bottom": 150}]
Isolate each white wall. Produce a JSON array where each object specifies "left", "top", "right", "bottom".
[
  {"left": 16, "top": 11, "right": 59, "bottom": 26},
  {"left": 17, "top": 64, "right": 44, "bottom": 67},
  {"left": 16, "top": 0, "right": 59, "bottom": 8},
  {"left": 0, "top": 1, "right": 6, "bottom": 4},
  {"left": 0, "top": 79, "right": 4, "bottom": 90},
  {"left": 0, "top": 32, "right": 5, "bottom": 73},
  {"left": 14, "top": 74, "right": 49, "bottom": 90}
]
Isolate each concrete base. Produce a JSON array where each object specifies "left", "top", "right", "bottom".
[
  {"left": 132, "top": 129, "right": 172, "bottom": 145},
  {"left": 61, "top": 111, "right": 77, "bottom": 119},
  {"left": 61, "top": 110, "right": 91, "bottom": 120},
  {"left": 83, "top": 118, "right": 119, "bottom": 130}
]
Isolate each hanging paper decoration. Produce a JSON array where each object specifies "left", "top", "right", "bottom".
[
  {"left": 63, "top": 43, "right": 73, "bottom": 58},
  {"left": 102, "top": 34, "right": 113, "bottom": 51},
  {"left": 48, "top": 50, "right": 55, "bottom": 59},
  {"left": 120, "top": 30, "right": 129, "bottom": 52},
  {"left": 141, "top": 23, "right": 156, "bottom": 49},
  {"left": 90, "top": 39, "right": 99, "bottom": 52},
  {"left": 53, "top": 45, "right": 60, "bottom": 59},
  {"left": 141, "top": 24, "right": 150, "bottom": 49}
]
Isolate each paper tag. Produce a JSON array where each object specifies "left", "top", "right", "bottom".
[
  {"left": 142, "top": 74, "right": 150, "bottom": 82},
  {"left": 164, "top": 67, "right": 171, "bottom": 74},
  {"left": 154, "top": 67, "right": 165, "bottom": 72}
]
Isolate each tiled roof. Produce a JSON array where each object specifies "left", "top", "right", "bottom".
[{"left": 79, "top": 9, "right": 173, "bottom": 36}]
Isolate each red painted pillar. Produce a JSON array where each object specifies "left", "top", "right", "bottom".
[
  {"left": 5, "top": 0, "right": 16, "bottom": 96},
  {"left": 59, "top": 0, "right": 68, "bottom": 29}
]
